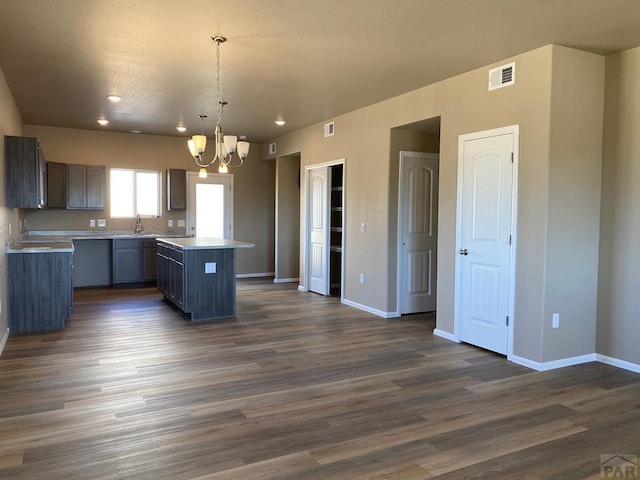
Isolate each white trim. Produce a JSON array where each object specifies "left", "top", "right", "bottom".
[
  {"left": 508, "top": 353, "right": 596, "bottom": 371},
  {"left": 397, "top": 151, "right": 440, "bottom": 315},
  {"left": 297, "top": 285, "right": 306, "bottom": 291},
  {"left": 273, "top": 277, "right": 299, "bottom": 284},
  {"left": 596, "top": 354, "right": 640, "bottom": 374},
  {"left": 0, "top": 327, "right": 9, "bottom": 355},
  {"left": 236, "top": 272, "right": 274, "bottom": 279},
  {"left": 454, "top": 124, "right": 519, "bottom": 358},
  {"left": 433, "top": 328, "right": 459, "bottom": 343},
  {"left": 341, "top": 298, "right": 397, "bottom": 318}
]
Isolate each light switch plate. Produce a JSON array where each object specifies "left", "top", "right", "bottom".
[
  {"left": 97, "top": 219, "right": 106, "bottom": 227},
  {"left": 168, "top": 219, "right": 174, "bottom": 227},
  {"left": 89, "top": 219, "right": 96, "bottom": 227},
  {"left": 178, "top": 219, "right": 185, "bottom": 227}
]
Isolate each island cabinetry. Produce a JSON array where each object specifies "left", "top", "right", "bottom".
[
  {"left": 67, "top": 164, "right": 105, "bottom": 210},
  {"left": 5, "top": 135, "right": 46, "bottom": 208},
  {"left": 157, "top": 242, "right": 185, "bottom": 308},
  {"left": 7, "top": 250, "right": 73, "bottom": 334},
  {"left": 113, "top": 238, "right": 157, "bottom": 285},
  {"left": 156, "top": 238, "right": 247, "bottom": 321}
]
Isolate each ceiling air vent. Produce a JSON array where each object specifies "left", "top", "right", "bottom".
[
  {"left": 324, "top": 121, "right": 335, "bottom": 137},
  {"left": 268, "top": 142, "right": 276, "bottom": 155},
  {"left": 488, "top": 62, "right": 515, "bottom": 91}
]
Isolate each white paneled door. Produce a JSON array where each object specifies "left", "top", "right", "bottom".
[
  {"left": 456, "top": 127, "right": 517, "bottom": 355},
  {"left": 399, "top": 152, "right": 439, "bottom": 314},
  {"left": 307, "top": 166, "right": 330, "bottom": 295}
]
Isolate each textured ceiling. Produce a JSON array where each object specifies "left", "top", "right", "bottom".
[{"left": 0, "top": 0, "right": 639, "bottom": 142}]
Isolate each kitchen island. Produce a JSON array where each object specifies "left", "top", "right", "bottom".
[{"left": 155, "top": 237, "right": 254, "bottom": 321}]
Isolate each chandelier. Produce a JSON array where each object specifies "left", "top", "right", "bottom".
[{"left": 187, "top": 36, "right": 249, "bottom": 177}]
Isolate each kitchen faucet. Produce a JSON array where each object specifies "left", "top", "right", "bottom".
[{"left": 135, "top": 213, "right": 143, "bottom": 234}]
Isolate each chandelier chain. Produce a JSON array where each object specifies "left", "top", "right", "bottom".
[{"left": 216, "top": 38, "right": 223, "bottom": 130}]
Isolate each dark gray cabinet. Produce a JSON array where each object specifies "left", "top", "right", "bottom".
[
  {"left": 156, "top": 242, "right": 185, "bottom": 308},
  {"left": 113, "top": 238, "right": 157, "bottom": 285},
  {"left": 7, "top": 251, "right": 73, "bottom": 334},
  {"left": 167, "top": 168, "right": 186, "bottom": 210},
  {"left": 67, "top": 164, "right": 105, "bottom": 210},
  {"left": 47, "top": 161, "right": 67, "bottom": 208},
  {"left": 156, "top": 240, "right": 235, "bottom": 320},
  {"left": 5, "top": 135, "right": 46, "bottom": 208}
]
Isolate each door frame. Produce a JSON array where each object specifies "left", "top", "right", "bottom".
[
  {"left": 186, "top": 172, "right": 234, "bottom": 239},
  {"left": 397, "top": 151, "right": 440, "bottom": 315},
  {"left": 453, "top": 125, "right": 519, "bottom": 357},
  {"left": 304, "top": 158, "right": 346, "bottom": 300}
]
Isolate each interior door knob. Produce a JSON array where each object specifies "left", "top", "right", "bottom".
[{"left": 459, "top": 248, "right": 469, "bottom": 255}]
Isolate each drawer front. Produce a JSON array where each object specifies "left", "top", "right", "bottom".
[{"left": 114, "top": 238, "right": 142, "bottom": 249}]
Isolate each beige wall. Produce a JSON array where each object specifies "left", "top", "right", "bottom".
[
  {"left": 0, "top": 66, "right": 25, "bottom": 339},
  {"left": 260, "top": 44, "right": 609, "bottom": 364},
  {"left": 541, "top": 47, "right": 604, "bottom": 361},
  {"left": 23, "top": 125, "right": 275, "bottom": 275},
  {"left": 275, "top": 154, "right": 300, "bottom": 281},
  {"left": 597, "top": 46, "right": 640, "bottom": 365}
]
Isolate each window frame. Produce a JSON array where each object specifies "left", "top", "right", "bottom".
[{"left": 109, "top": 168, "right": 162, "bottom": 219}]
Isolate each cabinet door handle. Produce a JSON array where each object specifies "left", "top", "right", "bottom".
[{"left": 459, "top": 248, "right": 469, "bottom": 255}]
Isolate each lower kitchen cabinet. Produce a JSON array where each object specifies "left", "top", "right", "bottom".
[
  {"left": 112, "top": 238, "right": 157, "bottom": 285},
  {"left": 156, "top": 242, "right": 185, "bottom": 309},
  {"left": 7, "top": 251, "right": 73, "bottom": 334}
]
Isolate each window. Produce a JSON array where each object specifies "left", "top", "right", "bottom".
[{"left": 110, "top": 169, "right": 161, "bottom": 218}]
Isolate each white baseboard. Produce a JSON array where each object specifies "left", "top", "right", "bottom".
[
  {"left": 236, "top": 272, "right": 275, "bottom": 279},
  {"left": 433, "top": 328, "right": 459, "bottom": 343},
  {"left": 273, "top": 277, "right": 299, "bottom": 284},
  {"left": 0, "top": 327, "right": 9, "bottom": 356},
  {"left": 509, "top": 353, "right": 596, "bottom": 371},
  {"left": 341, "top": 298, "right": 397, "bottom": 318},
  {"left": 596, "top": 353, "right": 640, "bottom": 374},
  {"left": 297, "top": 285, "right": 306, "bottom": 292}
]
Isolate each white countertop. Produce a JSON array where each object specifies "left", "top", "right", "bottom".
[
  {"left": 156, "top": 237, "right": 255, "bottom": 250},
  {"left": 7, "top": 241, "right": 75, "bottom": 253}
]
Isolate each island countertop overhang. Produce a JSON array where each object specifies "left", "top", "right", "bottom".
[{"left": 156, "top": 237, "right": 255, "bottom": 250}]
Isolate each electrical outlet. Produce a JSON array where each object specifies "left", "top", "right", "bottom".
[
  {"left": 205, "top": 262, "right": 217, "bottom": 274},
  {"left": 360, "top": 223, "right": 366, "bottom": 233},
  {"left": 552, "top": 313, "right": 560, "bottom": 329},
  {"left": 97, "top": 219, "right": 106, "bottom": 227},
  {"left": 359, "top": 273, "right": 365, "bottom": 284},
  {"left": 19, "top": 220, "right": 22, "bottom": 231},
  {"left": 89, "top": 219, "right": 96, "bottom": 227},
  {"left": 168, "top": 219, "right": 174, "bottom": 227},
  {"left": 178, "top": 219, "right": 185, "bottom": 227},
  {"left": 8, "top": 223, "right": 11, "bottom": 236}
]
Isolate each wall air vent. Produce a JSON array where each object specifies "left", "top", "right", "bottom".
[
  {"left": 324, "top": 121, "right": 335, "bottom": 137},
  {"left": 268, "top": 142, "right": 276, "bottom": 155},
  {"left": 488, "top": 62, "right": 515, "bottom": 91}
]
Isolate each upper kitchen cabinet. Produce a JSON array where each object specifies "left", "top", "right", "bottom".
[
  {"left": 5, "top": 135, "right": 46, "bottom": 208},
  {"left": 167, "top": 168, "right": 186, "bottom": 210},
  {"left": 67, "top": 164, "right": 106, "bottom": 210},
  {"left": 46, "top": 162, "right": 67, "bottom": 208}
]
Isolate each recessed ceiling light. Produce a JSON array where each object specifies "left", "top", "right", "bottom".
[
  {"left": 107, "top": 95, "right": 122, "bottom": 103},
  {"left": 274, "top": 120, "right": 286, "bottom": 126},
  {"left": 176, "top": 126, "right": 187, "bottom": 133},
  {"left": 130, "top": 130, "right": 142, "bottom": 134},
  {"left": 97, "top": 119, "right": 109, "bottom": 126}
]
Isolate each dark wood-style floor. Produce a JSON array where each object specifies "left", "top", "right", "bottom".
[{"left": 1, "top": 280, "right": 639, "bottom": 479}]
